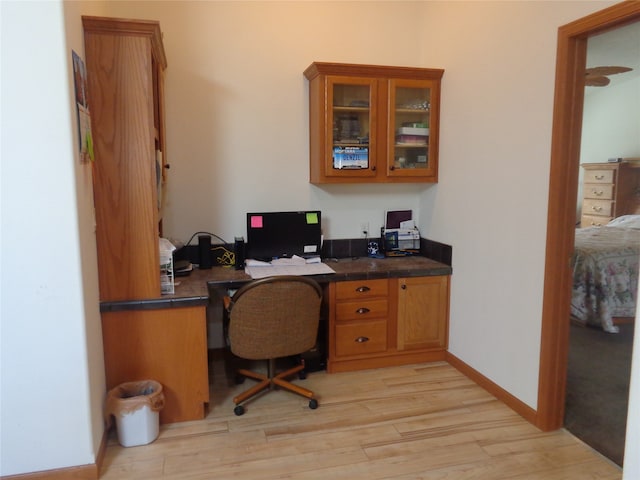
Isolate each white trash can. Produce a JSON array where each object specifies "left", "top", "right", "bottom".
[{"left": 105, "top": 380, "right": 165, "bottom": 447}]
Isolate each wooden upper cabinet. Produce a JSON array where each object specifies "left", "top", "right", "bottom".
[
  {"left": 304, "top": 62, "right": 444, "bottom": 184},
  {"left": 83, "top": 16, "right": 167, "bottom": 301}
]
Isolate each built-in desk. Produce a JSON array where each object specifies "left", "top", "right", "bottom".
[{"left": 100, "top": 256, "right": 452, "bottom": 422}]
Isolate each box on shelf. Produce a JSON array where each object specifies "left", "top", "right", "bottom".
[{"left": 397, "top": 126, "right": 429, "bottom": 136}]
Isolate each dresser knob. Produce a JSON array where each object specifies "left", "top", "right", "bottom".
[
  {"left": 356, "top": 286, "right": 370, "bottom": 293},
  {"left": 355, "top": 336, "right": 370, "bottom": 343},
  {"left": 401, "top": 284, "right": 407, "bottom": 289},
  {"left": 592, "top": 190, "right": 603, "bottom": 196},
  {"left": 356, "top": 307, "right": 370, "bottom": 314},
  {"left": 595, "top": 175, "right": 605, "bottom": 180},
  {"left": 591, "top": 205, "right": 602, "bottom": 212}
]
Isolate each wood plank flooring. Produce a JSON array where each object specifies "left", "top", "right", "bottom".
[{"left": 100, "top": 360, "right": 622, "bottom": 479}]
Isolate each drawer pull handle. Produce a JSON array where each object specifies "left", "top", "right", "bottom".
[
  {"left": 355, "top": 336, "right": 370, "bottom": 343},
  {"left": 592, "top": 190, "right": 603, "bottom": 196},
  {"left": 594, "top": 175, "right": 605, "bottom": 180},
  {"left": 356, "top": 307, "right": 370, "bottom": 314},
  {"left": 591, "top": 205, "right": 602, "bottom": 212},
  {"left": 355, "top": 286, "right": 371, "bottom": 293}
]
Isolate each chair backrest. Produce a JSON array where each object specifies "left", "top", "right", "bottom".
[{"left": 228, "top": 275, "right": 323, "bottom": 360}]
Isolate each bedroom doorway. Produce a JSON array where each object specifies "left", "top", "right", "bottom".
[{"left": 537, "top": 1, "right": 640, "bottom": 432}]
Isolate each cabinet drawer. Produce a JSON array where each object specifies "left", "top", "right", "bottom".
[
  {"left": 582, "top": 199, "right": 613, "bottom": 217},
  {"left": 335, "top": 298, "right": 388, "bottom": 321},
  {"left": 583, "top": 169, "right": 614, "bottom": 184},
  {"left": 335, "top": 279, "right": 388, "bottom": 300},
  {"left": 583, "top": 183, "right": 614, "bottom": 200},
  {"left": 335, "top": 319, "right": 387, "bottom": 357},
  {"left": 581, "top": 214, "right": 613, "bottom": 228}
]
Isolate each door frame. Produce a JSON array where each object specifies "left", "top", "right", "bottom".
[{"left": 537, "top": 0, "right": 640, "bottom": 431}]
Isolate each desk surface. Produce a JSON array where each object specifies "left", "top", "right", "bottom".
[{"left": 100, "top": 256, "right": 452, "bottom": 312}]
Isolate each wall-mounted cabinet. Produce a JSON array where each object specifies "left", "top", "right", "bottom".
[{"left": 304, "top": 62, "right": 444, "bottom": 184}]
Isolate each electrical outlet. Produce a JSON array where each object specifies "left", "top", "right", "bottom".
[{"left": 360, "top": 222, "right": 369, "bottom": 238}]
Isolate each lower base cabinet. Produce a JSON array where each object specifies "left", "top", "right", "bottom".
[
  {"left": 327, "top": 276, "right": 450, "bottom": 373},
  {"left": 101, "top": 306, "right": 209, "bottom": 424}
]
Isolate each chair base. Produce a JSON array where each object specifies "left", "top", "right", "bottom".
[{"left": 233, "top": 359, "right": 316, "bottom": 413}]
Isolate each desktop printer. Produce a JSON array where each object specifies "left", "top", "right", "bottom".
[{"left": 380, "top": 226, "right": 420, "bottom": 256}]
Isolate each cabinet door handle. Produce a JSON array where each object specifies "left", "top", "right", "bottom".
[
  {"left": 356, "top": 286, "right": 370, "bottom": 293},
  {"left": 401, "top": 284, "right": 407, "bottom": 289},
  {"left": 591, "top": 189, "right": 603, "bottom": 196},
  {"left": 371, "top": 166, "right": 376, "bottom": 171},
  {"left": 356, "top": 307, "right": 370, "bottom": 314},
  {"left": 355, "top": 336, "right": 370, "bottom": 343},
  {"left": 164, "top": 164, "right": 171, "bottom": 169}
]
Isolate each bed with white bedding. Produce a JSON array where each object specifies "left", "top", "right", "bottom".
[{"left": 571, "top": 215, "right": 640, "bottom": 333}]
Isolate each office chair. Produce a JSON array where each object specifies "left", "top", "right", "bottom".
[{"left": 224, "top": 275, "right": 323, "bottom": 416}]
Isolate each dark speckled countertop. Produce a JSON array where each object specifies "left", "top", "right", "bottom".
[{"left": 100, "top": 256, "right": 452, "bottom": 312}]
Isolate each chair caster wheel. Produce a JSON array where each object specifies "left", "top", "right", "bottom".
[
  {"left": 234, "top": 405, "right": 245, "bottom": 416},
  {"left": 308, "top": 399, "right": 318, "bottom": 410}
]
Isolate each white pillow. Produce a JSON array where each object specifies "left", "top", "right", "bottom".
[{"left": 607, "top": 215, "right": 640, "bottom": 229}]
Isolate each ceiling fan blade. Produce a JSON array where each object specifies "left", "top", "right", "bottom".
[
  {"left": 585, "top": 75, "right": 610, "bottom": 87},
  {"left": 585, "top": 66, "right": 633, "bottom": 76}
]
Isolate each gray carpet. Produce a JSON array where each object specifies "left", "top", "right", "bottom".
[{"left": 564, "top": 322, "right": 634, "bottom": 466}]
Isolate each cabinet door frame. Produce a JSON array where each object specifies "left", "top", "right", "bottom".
[
  {"left": 324, "top": 75, "right": 379, "bottom": 179},
  {"left": 395, "top": 276, "right": 449, "bottom": 351},
  {"left": 386, "top": 78, "right": 439, "bottom": 180}
]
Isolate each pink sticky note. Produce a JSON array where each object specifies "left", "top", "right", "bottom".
[{"left": 250, "top": 215, "right": 263, "bottom": 228}]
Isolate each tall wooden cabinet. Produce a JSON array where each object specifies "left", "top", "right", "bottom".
[
  {"left": 327, "top": 276, "right": 449, "bottom": 373},
  {"left": 580, "top": 162, "right": 640, "bottom": 227},
  {"left": 304, "top": 62, "right": 444, "bottom": 184},
  {"left": 83, "top": 16, "right": 167, "bottom": 302},
  {"left": 83, "top": 17, "right": 209, "bottom": 424}
]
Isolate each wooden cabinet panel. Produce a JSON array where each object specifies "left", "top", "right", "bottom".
[
  {"left": 335, "top": 298, "right": 388, "bottom": 321},
  {"left": 335, "top": 320, "right": 388, "bottom": 357},
  {"left": 328, "top": 275, "right": 450, "bottom": 373},
  {"left": 102, "top": 306, "right": 209, "bottom": 424},
  {"left": 304, "top": 62, "right": 443, "bottom": 184},
  {"left": 83, "top": 16, "right": 167, "bottom": 301},
  {"left": 396, "top": 276, "right": 449, "bottom": 351}
]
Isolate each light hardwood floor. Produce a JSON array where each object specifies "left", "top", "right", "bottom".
[{"left": 100, "top": 360, "right": 621, "bottom": 479}]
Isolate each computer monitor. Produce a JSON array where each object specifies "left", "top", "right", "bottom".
[{"left": 246, "top": 211, "right": 322, "bottom": 261}]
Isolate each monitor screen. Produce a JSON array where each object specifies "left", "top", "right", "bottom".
[{"left": 246, "top": 211, "right": 322, "bottom": 261}]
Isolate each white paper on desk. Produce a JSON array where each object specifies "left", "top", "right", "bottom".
[
  {"left": 245, "top": 258, "right": 271, "bottom": 267},
  {"left": 245, "top": 262, "right": 336, "bottom": 279},
  {"left": 271, "top": 255, "right": 306, "bottom": 266}
]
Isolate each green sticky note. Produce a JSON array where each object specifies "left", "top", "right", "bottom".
[{"left": 306, "top": 212, "right": 318, "bottom": 224}]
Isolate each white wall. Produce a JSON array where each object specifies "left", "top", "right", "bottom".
[{"left": 0, "top": 0, "right": 105, "bottom": 476}]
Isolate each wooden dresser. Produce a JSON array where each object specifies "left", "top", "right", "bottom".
[{"left": 580, "top": 161, "right": 640, "bottom": 227}]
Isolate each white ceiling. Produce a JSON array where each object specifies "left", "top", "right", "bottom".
[{"left": 586, "top": 20, "right": 640, "bottom": 86}]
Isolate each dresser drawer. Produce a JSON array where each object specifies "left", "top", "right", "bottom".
[
  {"left": 335, "top": 279, "right": 388, "bottom": 300},
  {"left": 584, "top": 169, "right": 614, "bottom": 184},
  {"left": 582, "top": 199, "right": 614, "bottom": 217},
  {"left": 335, "top": 319, "right": 387, "bottom": 357},
  {"left": 335, "top": 298, "right": 388, "bottom": 321},
  {"left": 581, "top": 214, "right": 612, "bottom": 227},
  {"left": 583, "top": 183, "right": 614, "bottom": 200}
]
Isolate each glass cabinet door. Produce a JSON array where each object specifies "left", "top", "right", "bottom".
[
  {"left": 326, "top": 76, "right": 377, "bottom": 178},
  {"left": 387, "top": 79, "right": 435, "bottom": 177}
]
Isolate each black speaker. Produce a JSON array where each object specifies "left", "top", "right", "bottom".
[
  {"left": 198, "top": 235, "right": 212, "bottom": 269},
  {"left": 234, "top": 236, "right": 245, "bottom": 270}
]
